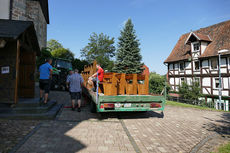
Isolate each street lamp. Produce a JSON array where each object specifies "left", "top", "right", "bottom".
[{"left": 217, "top": 49, "right": 229, "bottom": 110}]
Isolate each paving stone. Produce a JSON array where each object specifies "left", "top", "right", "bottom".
[{"left": 2, "top": 86, "right": 230, "bottom": 153}]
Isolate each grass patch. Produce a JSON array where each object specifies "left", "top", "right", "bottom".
[
  {"left": 166, "top": 101, "right": 227, "bottom": 112},
  {"left": 213, "top": 142, "right": 230, "bottom": 153}
]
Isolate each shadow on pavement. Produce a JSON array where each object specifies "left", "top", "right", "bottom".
[
  {"left": 16, "top": 121, "right": 86, "bottom": 153},
  {"left": 203, "top": 112, "right": 230, "bottom": 135}
]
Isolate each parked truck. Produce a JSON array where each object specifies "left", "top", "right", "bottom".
[
  {"left": 81, "top": 61, "right": 165, "bottom": 115},
  {"left": 51, "top": 58, "right": 72, "bottom": 90}
]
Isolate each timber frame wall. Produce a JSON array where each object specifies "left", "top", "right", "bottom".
[{"left": 167, "top": 56, "right": 230, "bottom": 101}]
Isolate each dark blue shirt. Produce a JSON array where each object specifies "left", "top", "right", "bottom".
[{"left": 39, "top": 62, "right": 52, "bottom": 79}]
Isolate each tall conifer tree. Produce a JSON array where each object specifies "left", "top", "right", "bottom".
[{"left": 113, "top": 19, "right": 143, "bottom": 74}]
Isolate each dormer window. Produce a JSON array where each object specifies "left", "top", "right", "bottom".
[
  {"left": 192, "top": 42, "right": 200, "bottom": 52},
  {"left": 193, "top": 43, "right": 200, "bottom": 51}
]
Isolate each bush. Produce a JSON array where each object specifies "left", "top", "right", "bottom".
[
  {"left": 149, "top": 72, "right": 170, "bottom": 94},
  {"left": 179, "top": 81, "right": 202, "bottom": 104}
]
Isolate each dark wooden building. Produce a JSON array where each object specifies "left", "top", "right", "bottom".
[{"left": 0, "top": 19, "right": 40, "bottom": 104}]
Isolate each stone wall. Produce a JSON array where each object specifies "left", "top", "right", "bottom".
[
  {"left": 11, "top": 0, "right": 47, "bottom": 48},
  {"left": 26, "top": 1, "right": 47, "bottom": 48},
  {"left": 11, "top": 0, "right": 27, "bottom": 20}
]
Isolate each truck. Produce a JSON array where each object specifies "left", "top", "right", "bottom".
[
  {"left": 51, "top": 58, "right": 72, "bottom": 90},
  {"left": 81, "top": 61, "right": 165, "bottom": 116}
]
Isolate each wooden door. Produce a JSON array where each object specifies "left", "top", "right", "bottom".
[{"left": 19, "top": 50, "right": 36, "bottom": 98}]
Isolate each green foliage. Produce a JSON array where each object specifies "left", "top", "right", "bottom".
[
  {"left": 47, "top": 39, "right": 63, "bottom": 51},
  {"left": 36, "top": 47, "right": 53, "bottom": 69},
  {"left": 215, "top": 142, "right": 230, "bottom": 153},
  {"left": 80, "top": 32, "right": 116, "bottom": 71},
  {"left": 72, "top": 58, "right": 89, "bottom": 73},
  {"left": 113, "top": 19, "right": 143, "bottom": 74},
  {"left": 179, "top": 81, "right": 202, "bottom": 101},
  {"left": 149, "top": 72, "right": 170, "bottom": 94},
  {"left": 51, "top": 48, "right": 74, "bottom": 61}
]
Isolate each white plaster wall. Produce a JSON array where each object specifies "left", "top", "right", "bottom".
[
  {"left": 211, "top": 71, "right": 218, "bottom": 74},
  {"left": 223, "top": 77, "right": 228, "bottom": 89},
  {"left": 212, "top": 78, "right": 217, "bottom": 89},
  {"left": 185, "top": 70, "right": 192, "bottom": 74},
  {"left": 201, "top": 42, "right": 208, "bottom": 54},
  {"left": 175, "top": 71, "right": 179, "bottom": 75},
  {"left": 202, "top": 69, "right": 209, "bottom": 74},
  {"left": 222, "top": 91, "right": 229, "bottom": 96},
  {"left": 221, "top": 68, "right": 227, "bottom": 74},
  {"left": 213, "top": 89, "right": 219, "bottom": 95},
  {"left": 194, "top": 71, "right": 200, "bottom": 75},
  {"left": 169, "top": 78, "right": 174, "bottom": 84},
  {"left": 202, "top": 88, "right": 211, "bottom": 94},
  {"left": 0, "top": 0, "right": 10, "bottom": 19},
  {"left": 175, "top": 78, "right": 179, "bottom": 85},
  {"left": 202, "top": 77, "right": 211, "bottom": 86},
  {"left": 187, "top": 78, "right": 192, "bottom": 85}
]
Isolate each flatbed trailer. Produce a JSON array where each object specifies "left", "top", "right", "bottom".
[
  {"left": 83, "top": 86, "right": 166, "bottom": 113},
  {"left": 81, "top": 61, "right": 166, "bottom": 114}
]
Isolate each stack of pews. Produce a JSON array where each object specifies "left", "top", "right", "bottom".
[{"left": 81, "top": 61, "right": 149, "bottom": 96}]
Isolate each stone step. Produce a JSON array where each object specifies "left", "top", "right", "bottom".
[
  {"left": 0, "top": 104, "right": 63, "bottom": 120},
  {"left": 0, "top": 101, "right": 57, "bottom": 114},
  {"left": 13, "top": 101, "right": 57, "bottom": 114},
  {"left": 16, "top": 98, "right": 42, "bottom": 107}
]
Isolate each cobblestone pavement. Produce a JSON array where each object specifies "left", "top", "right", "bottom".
[
  {"left": 0, "top": 120, "right": 39, "bottom": 153},
  {"left": 3, "top": 89, "right": 230, "bottom": 153}
]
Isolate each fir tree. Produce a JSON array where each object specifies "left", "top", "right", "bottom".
[{"left": 113, "top": 19, "right": 143, "bottom": 74}]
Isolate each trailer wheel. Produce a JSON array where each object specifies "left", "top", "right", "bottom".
[{"left": 90, "top": 101, "right": 96, "bottom": 113}]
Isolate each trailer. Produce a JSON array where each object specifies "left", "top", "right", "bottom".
[{"left": 81, "top": 61, "right": 166, "bottom": 115}]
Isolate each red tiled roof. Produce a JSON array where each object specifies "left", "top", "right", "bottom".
[
  {"left": 164, "top": 20, "right": 230, "bottom": 63},
  {"left": 194, "top": 32, "right": 212, "bottom": 42}
]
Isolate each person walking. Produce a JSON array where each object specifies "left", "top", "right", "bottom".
[
  {"left": 66, "top": 69, "right": 84, "bottom": 112},
  {"left": 39, "top": 58, "right": 53, "bottom": 105}
]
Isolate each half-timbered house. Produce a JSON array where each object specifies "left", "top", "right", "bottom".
[{"left": 164, "top": 20, "right": 230, "bottom": 110}]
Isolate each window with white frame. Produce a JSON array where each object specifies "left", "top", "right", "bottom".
[
  {"left": 194, "top": 61, "right": 200, "bottom": 70},
  {"left": 169, "top": 63, "right": 173, "bottom": 70},
  {"left": 211, "top": 58, "right": 218, "bottom": 70},
  {"left": 215, "top": 78, "right": 220, "bottom": 89},
  {"left": 192, "top": 42, "right": 200, "bottom": 52},
  {"left": 179, "top": 62, "right": 184, "bottom": 71},
  {"left": 228, "top": 58, "right": 230, "bottom": 69}
]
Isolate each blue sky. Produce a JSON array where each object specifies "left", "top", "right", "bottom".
[{"left": 47, "top": 0, "right": 230, "bottom": 75}]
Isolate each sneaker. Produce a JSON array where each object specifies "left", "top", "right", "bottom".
[{"left": 77, "top": 107, "right": 81, "bottom": 112}]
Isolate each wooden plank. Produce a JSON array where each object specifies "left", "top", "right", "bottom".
[
  {"left": 118, "top": 73, "right": 126, "bottom": 95},
  {"left": 133, "top": 74, "right": 137, "bottom": 95},
  {"left": 14, "top": 40, "right": 20, "bottom": 104}
]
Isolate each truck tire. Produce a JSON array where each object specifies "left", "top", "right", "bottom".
[{"left": 90, "top": 101, "right": 96, "bottom": 113}]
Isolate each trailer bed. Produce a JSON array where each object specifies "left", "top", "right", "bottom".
[{"left": 83, "top": 88, "right": 165, "bottom": 113}]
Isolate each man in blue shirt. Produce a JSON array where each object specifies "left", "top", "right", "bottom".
[
  {"left": 39, "top": 58, "right": 53, "bottom": 104},
  {"left": 66, "top": 69, "right": 84, "bottom": 112}
]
